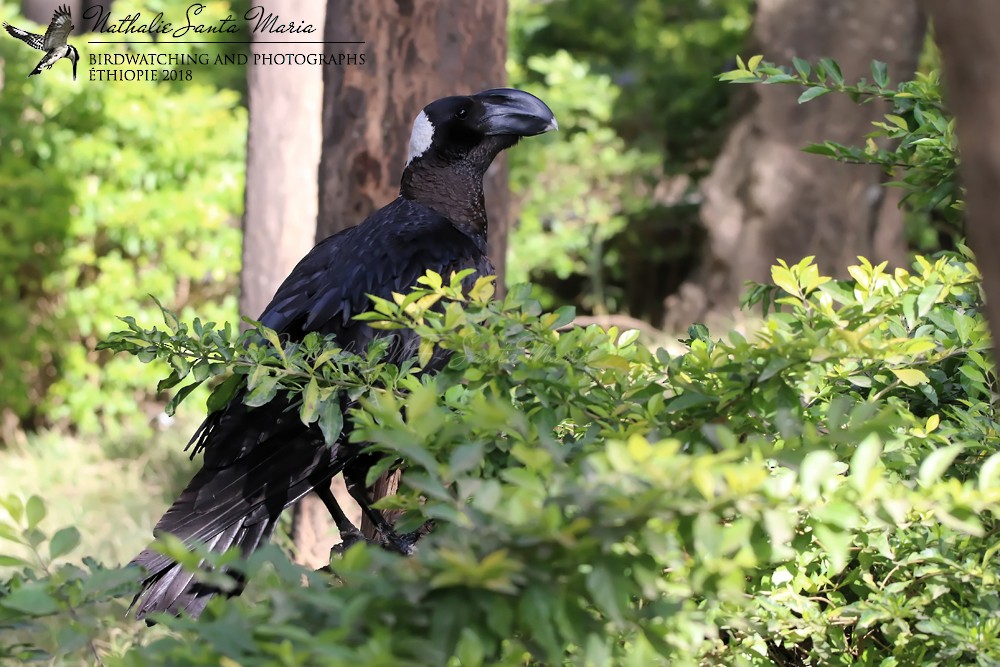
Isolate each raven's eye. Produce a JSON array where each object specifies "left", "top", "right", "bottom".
[{"left": 455, "top": 108, "right": 468, "bottom": 119}]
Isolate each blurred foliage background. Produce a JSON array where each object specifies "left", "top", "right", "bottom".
[
  {"left": 0, "top": 0, "right": 250, "bottom": 568},
  {"left": 507, "top": 0, "right": 751, "bottom": 318}
]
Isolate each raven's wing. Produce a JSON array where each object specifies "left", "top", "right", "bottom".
[
  {"left": 258, "top": 197, "right": 492, "bottom": 344},
  {"left": 3, "top": 23, "right": 45, "bottom": 50},
  {"left": 42, "top": 4, "right": 72, "bottom": 50}
]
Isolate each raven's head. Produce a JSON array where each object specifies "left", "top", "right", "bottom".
[
  {"left": 403, "top": 88, "right": 557, "bottom": 173},
  {"left": 400, "top": 88, "right": 556, "bottom": 229}
]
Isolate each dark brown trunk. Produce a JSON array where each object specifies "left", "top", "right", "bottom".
[
  {"left": 928, "top": 0, "right": 1000, "bottom": 351},
  {"left": 317, "top": 0, "right": 508, "bottom": 542},
  {"left": 665, "top": 0, "right": 926, "bottom": 330}
]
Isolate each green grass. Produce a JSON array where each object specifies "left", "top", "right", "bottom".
[{"left": 0, "top": 415, "right": 201, "bottom": 569}]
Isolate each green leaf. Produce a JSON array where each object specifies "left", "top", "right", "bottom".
[
  {"left": 916, "top": 284, "right": 943, "bottom": 317},
  {"left": 0, "top": 583, "right": 60, "bottom": 616},
  {"left": 813, "top": 524, "right": 852, "bottom": 574},
  {"left": 664, "top": 391, "right": 715, "bottom": 413},
  {"left": 771, "top": 264, "right": 799, "bottom": 295},
  {"left": 455, "top": 627, "right": 485, "bottom": 667},
  {"left": 0, "top": 554, "right": 31, "bottom": 568},
  {"left": 919, "top": 445, "right": 963, "bottom": 486},
  {"left": 850, "top": 435, "right": 883, "bottom": 490},
  {"left": 884, "top": 114, "right": 909, "bottom": 131},
  {"left": 586, "top": 565, "right": 625, "bottom": 625},
  {"left": 300, "top": 377, "right": 321, "bottom": 425},
  {"left": 244, "top": 375, "right": 279, "bottom": 407},
  {"left": 81, "top": 565, "right": 142, "bottom": 597},
  {"left": 590, "top": 353, "right": 630, "bottom": 371},
  {"left": 25, "top": 496, "right": 45, "bottom": 529},
  {"left": 49, "top": 527, "right": 81, "bottom": 560},
  {"left": 449, "top": 442, "right": 485, "bottom": 478},
  {"left": 819, "top": 57, "right": 843, "bottom": 85},
  {"left": 871, "top": 60, "right": 889, "bottom": 87},
  {"left": 617, "top": 328, "right": 640, "bottom": 348},
  {"left": 802, "top": 142, "right": 839, "bottom": 157},
  {"left": 206, "top": 374, "right": 242, "bottom": 414},
  {"left": 2, "top": 495, "right": 25, "bottom": 523},
  {"left": 157, "top": 369, "right": 183, "bottom": 392},
  {"left": 800, "top": 450, "right": 838, "bottom": 500},
  {"left": 980, "top": 452, "right": 1000, "bottom": 490},
  {"left": 798, "top": 86, "right": 831, "bottom": 104},
  {"left": 318, "top": 397, "right": 344, "bottom": 446},
  {"left": 166, "top": 381, "right": 202, "bottom": 416},
  {"left": 418, "top": 339, "right": 435, "bottom": 369},
  {"left": 758, "top": 357, "right": 796, "bottom": 382},
  {"left": 792, "top": 56, "right": 811, "bottom": 79},
  {"left": 890, "top": 368, "right": 930, "bottom": 387},
  {"left": 687, "top": 323, "right": 710, "bottom": 342},
  {"left": 261, "top": 327, "right": 286, "bottom": 362}
]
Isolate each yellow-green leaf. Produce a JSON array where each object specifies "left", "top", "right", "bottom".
[
  {"left": 300, "top": 377, "right": 320, "bottom": 425},
  {"left": 890, "top": 368, "right": 930, "bottom": 387}
]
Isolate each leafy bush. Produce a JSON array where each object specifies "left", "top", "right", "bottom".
[
  {"left": 719, "top": 54, "right": 960, "bottom": 253},
  {"left": 3, "top": 246, "right": 997, "bottom": 664},
  {"left": 0, "top": 0, "right": 246, "bottom": 437}
]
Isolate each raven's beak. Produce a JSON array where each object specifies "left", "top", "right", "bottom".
[{"left": 474, "top": 88, "right": 558, "bottom": 137}]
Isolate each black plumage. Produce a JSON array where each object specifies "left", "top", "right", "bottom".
[{"left": 129, "top": 88, "right": 557, "bottom": 619}]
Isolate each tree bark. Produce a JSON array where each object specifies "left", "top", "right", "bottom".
[
  {"left": 241, "top": 2, "right": 324, "bottom": 325},
  {"left": 665, "top": 0, "right": 926, "bottom": 330},
  {"left": 240, "top": 1, "right": 343, "bottom": 567},
  {"left": 928, "top": 1, "right": 1000, "bottom": 350},
  {"left": 318, "top": 0, "right": 509, "bottom": 542}
]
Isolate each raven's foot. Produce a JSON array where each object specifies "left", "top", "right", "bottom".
[
  {"left": 370, "top": 519, "right": 435, "bottom": 555},
  {"left": 329, "top": 526, "right": 366, "bottom": 556}
]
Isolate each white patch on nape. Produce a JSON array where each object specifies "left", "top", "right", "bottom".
[{"left": 405, "top": 110, "right": 434, "bottom": 166}]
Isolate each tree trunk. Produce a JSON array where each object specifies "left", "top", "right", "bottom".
[
  {"left": 664, "top": 0, "right": 925, "bottom": 330},
  {"left": 317, "top": 0, "right": 509, "bottom": 542},
  {"left": 928, "top": 1, "right": 1000, "bottom": 350},
  {"left": 241, "top": 3, "right": 324, "bottom": 325},
  {"left": 240, "top": 1, "right": 343, "bottom": 568}
]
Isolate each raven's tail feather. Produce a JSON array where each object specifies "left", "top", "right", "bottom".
[
  {"left": 127, "top": 401, "right": 346, "bottom": 620},
  {"left": 129, "top": 514, "right": 277, "bottom": 620}
]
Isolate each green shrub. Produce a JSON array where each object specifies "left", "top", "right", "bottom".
[
  {"left": 719, "top": 54, "right": 960, "bottom": 253},
  {"left": 3, "top": 247, "right": 996, "bottom": 665}
]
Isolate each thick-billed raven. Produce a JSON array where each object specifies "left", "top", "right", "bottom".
[{"left": 129, "top": 89, "right": 557, "bottom": 619}]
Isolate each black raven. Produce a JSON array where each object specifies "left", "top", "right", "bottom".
[{"left": 129, "top": 89, "right": 557, "bottom": 619}]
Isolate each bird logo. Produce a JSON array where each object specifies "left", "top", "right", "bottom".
[{"left": 3, "top": 4, "right": 79, "bottom": 80}]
